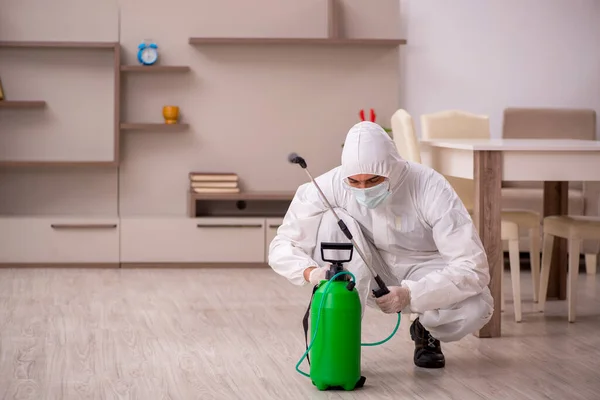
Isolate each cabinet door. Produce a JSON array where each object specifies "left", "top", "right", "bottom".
[
  {"left": 120, "top": 217, "right": 266, "bottom": 263},
  {"left": 0, "top": 217, "right": 120, "bottom": 264},
  {"left": 264, "top": 217, "right": 283, "bottom": 261}
]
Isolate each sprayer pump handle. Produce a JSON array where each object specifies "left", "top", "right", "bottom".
[
  {"left": 372, "top": 275, "right": 390, "bottom": 298},
  {"left": 372, "top": 286, "right": 390, "bottom": 298}
]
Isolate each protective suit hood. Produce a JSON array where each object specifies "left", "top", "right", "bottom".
[{"left": 341, "top": 121, "right": 409, "bottom": 191}]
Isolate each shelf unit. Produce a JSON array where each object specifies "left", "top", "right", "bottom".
[
  {"left": 120, "top": 65, "right": 190, "bottom": 73},
  {"left": 119, "top": 63, "right": 191, "bottom": 134},
  {"left": 0, "top": 40, "right": 191, "bottom": 165},
  {"left": 0, "top": 40, "right": 120, "bottom": 168},
  {"left": 188, "top": 191, "right": 295, "bottom": 218},
  {"left": 188, "top": 37, "right": 406, "bottom": 46},
  {"left": 0, "top": 100, "right": 46, "bottom": 108},
  {"left": 1, "top": 0, "right": 404, "bottom": 166},
  {"left": 0, "top": 41, "right": 117, "bottom": 48},
  {"left": 120, "top": 123, "right": 190, "bottom": 131},
  {"left": 188, "top": 0, "right": 406, "bottom": 47},
  {"left": 0, "top": 160, "right": 119, "bottom": 168},
  {"left": 1, "top": 0, "right": 404, "bottom": 267}
]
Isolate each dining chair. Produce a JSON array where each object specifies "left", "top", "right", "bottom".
[
  {"left": 418, "top": 110, "right": 542, "bottom": 322},
  {"left": 390, "top": 109, "right": 422, "bottom": 163},
  {"left": 501, "top": 107, "right": 599, "bottom": 276},
  {"left": 538, "top": 215, "right": 600, "bottom": 322}
]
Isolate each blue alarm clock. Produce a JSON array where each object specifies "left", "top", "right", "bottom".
[{"left": 137, "top": 41, "right": 158, "bottom": 65}]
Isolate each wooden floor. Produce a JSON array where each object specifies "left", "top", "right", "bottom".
[{"left": 0, "top": 267, "right": 598, "bottom": 399}]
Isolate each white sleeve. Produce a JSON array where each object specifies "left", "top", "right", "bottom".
[
  {"left": 268, "top": 175, "right": 337, "bottom": 286},
  {"left": 401, "top": 171, "right": 490, "bottom": 313}
]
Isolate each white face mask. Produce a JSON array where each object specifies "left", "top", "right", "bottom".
[{"left": 347, "top": 180, "right": 391, "bottom": 209}]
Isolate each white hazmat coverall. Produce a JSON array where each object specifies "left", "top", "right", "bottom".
[{"left": 268, "top": 121, "right": 493, "bottom": 342}]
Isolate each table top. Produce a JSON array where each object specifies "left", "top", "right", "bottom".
[{"left": 420, "top": 138, "right": 600, "bottom": 151}]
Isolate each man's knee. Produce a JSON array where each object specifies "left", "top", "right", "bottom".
[
  {"left": 465, "top": 287, "right": 494, "bottom": 328},
  {"left": 449, "top": 288, "right": 494, "bottom": 342},
  {"left": 424, "top": 287, "right": 494, "bottom": 343}
]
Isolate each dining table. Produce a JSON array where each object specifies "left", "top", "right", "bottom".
[{"left": 419, "top": 138, "right": 600, "bottom": 338}]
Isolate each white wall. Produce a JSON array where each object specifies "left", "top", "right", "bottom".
[{"left": 399, "top": 0, "right": 600, "bottom": 138}]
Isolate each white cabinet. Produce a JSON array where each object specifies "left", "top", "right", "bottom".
[
  {"left": 265, "top": 217, "right": 283, "bottom": 261},
  {"left": 0, "top": 216, "right": 284, "bottom": 265},
  {"left": 0, "top": 217, "right": 120, "bottom": 264},
  {"left": 120, "top": 217, "right": 266, "bottom": 263}
]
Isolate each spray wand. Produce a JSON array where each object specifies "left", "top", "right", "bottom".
[
  {"left": 287, "top": 153, "right": 390, "bottom": 298},
  {"left": 288, "top": 153, "right": 401, "bottom": 381}
]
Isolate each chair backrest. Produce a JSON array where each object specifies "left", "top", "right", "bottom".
[
  {"left": 421, "top": 110, "right": 490, "bottom": 140},
  {"left": 390, "top": 109, "right": 421, "bottom": 162},
  {"left": 503, "top": 107, "right": 596, "bottom": 140},
  {"left": 421, "top": 110, "right": 491, "bottom": 211},
  {"left": 502, "top": 107, "right": 597, "bottom": 190}
]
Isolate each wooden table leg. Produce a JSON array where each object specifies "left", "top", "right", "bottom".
[
  {"left": 473, "top": 150, "right": 502, "bottom": 338},
  {"left": 543, "top": 182, "right": 568, "bottom": 300}
]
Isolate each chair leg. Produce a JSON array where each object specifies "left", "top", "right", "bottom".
[
  {"left": 529, "top": 227, "right": 541, "bottom": 303},
  {"left": 508, "top": 239, "right": 522, "bottom": 322},
  {"left": 568, "top": 239, "right": 581, "bottom": 323},
  {"left": 584, "top": 253, "right": 597, "bottom": 275},
  {"left": 501, "top": 271, "right": 505, "bottom": 312},
  {"left": 538, "top": 233, "right": 555, "bottom": 312},
  {"left": 500, "top": 244, "right": 505, "bottom": 312}
]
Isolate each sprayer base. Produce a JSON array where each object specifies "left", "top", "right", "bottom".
[{"left": 312, "top": 375, "right": 366, "bottom": 391}]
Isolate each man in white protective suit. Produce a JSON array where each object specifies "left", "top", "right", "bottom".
[{"left": 268, "top": 121, "right": 494, "bottom": 369}]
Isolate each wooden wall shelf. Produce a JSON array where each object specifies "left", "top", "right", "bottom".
[
  {"left": 188, "top": 0, "right": 405, "bottom": 47},
  {"left": 188, "top": 0, "right": 406, "bottom": 47},
  {"left": 0, "top": 160, "right": 117, "bottom": 168},
  {"left": 120, "top": 123, "right": 190, "bottom": 131},
  {"left": 120, "top": 65, "right": 190, "bottom": 73},
  {"left": 190, "top": 191, "right": 295, "bottom": 201},
  {"left": 188, "top": 37, "right": 406, "bottom": 46},
  {"left": 0, "top": 100, "right": 46, "bottom": 108},
  {"left": 0, "top": 41, "right": 118, "bottom": 48},
  {"left": 189, "top": 191, "right": 295, "bottom": 218}
]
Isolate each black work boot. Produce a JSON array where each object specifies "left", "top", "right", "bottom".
[{"left": 409, "top": 318, "right": 445, "bottom": 368}]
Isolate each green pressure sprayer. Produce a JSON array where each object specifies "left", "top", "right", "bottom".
[{"left": 288, "top": 153, "right": 401, "bottom": 391}]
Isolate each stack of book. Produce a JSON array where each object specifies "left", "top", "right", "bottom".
[{"left": 189, "top": 172, "right": 240, "bottom": 194}]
